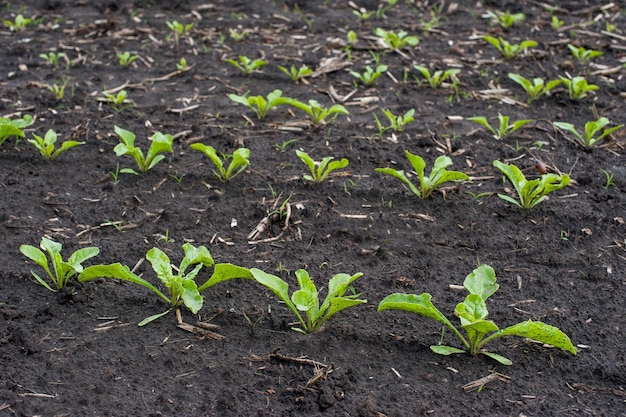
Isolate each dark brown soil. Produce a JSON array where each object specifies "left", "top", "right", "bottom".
[{"left": 1, "top": 1, "right": 625, "bottom": 416}]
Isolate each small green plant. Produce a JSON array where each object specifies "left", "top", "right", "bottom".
[
  {"left": 20, "top": 237, "right": 100, "bottom": 292},
  {"left": 551, "top": 15, "right": 565, "bottom": 30},
  {"left": 78, "top": 244, "right": 252, "bottom": 326},
  {"left": 250, "top": 268, "right": 366, "bottom": 334},
  {"left": 39, "top": 51, "right": 67, "bottom": 67},
  {"left": 351, "top": 64, "right": 388, "bottom": 86},
  {"left": 507, "top": 73, "right": 562, "bottom": 103},
  {"left": 166, "top": 20, "right": 194, "bottom": 36},
  {"left": 3, "top": 14, "right": 32, "bottom": 32},
  {"left": 553, "top": 117, "right": 623, "bottom": 148},
  {"left": 46, "top": 79, "right": 69, "bottom": 100},
  {"left": 225, "top": 55, "right": 268, "bottom": 75},
  {"left": 483, "top": 35, "right": 537, "bottom": 59},
  {"left": 378, "top": 264, "right": 577, "bottom": 365},
  {"left": 376, "top": 151, "right": 469, "bottom": 199},
  {"left": 373, "top": 108, "right": 415, "bottom": 135},
  {"left": 113, "top": 126, "right": 173, "bottom": 174},
  {"left": 274, "top": 138, "right": 298, "bottom": 153},
  {"left": 109, "top": 162, "right": 121, "bottom": 185},
  {"left": 228, "top": 89, "right": 289, "bottom": 119},
  {"left": 228, "top": 27, "right": 250, "bottom": 41},
  {"left": 567, "top": 44, "right": 603, "bottom": 62},
  {"left": 27, "top": 129, "right": 85, "bottom": 160},
  {"left": 284, "top": 99, "right": 349, "bottom": 126},
  {"left": 176, "top": 57, "right": 188, "bottom": 70},
  {"left": 190, "top": 144, "right": 250, "bottom": 182},
  {"left": 374, "top": 28, "right": 419, "bottom": 50},
  {"left": 559, "top": 76, "right": 599, "bottom": 100},
  {"left": 102, "top": 89, "right": 131, "bottom": 112},
  {"left": 278, "top": 64, "right": 313, "bottom": 83},
  {"left": 493, "top": 160, "right": 570, "bottom": 209},
  {"left": 0, "top": 114, "right": 34, "bottom": 147},
  {"left": 375, "top": 0, "right": 398, "bottom": 19},
  {"left": 601, "top": 169, "right": 614, "bottom": 189},
  {"left": 295, "top": 150, "right": 349, "bottom": 183},
  {"left": 467, "top": 113, "right": 533, "bottom": 140},
  {"left": 413, "top": 65, "right": 460, "bottom": 88},
  {"left": 353, "top": 7, "right": 373, "bottom": 20},
  {"left": 116, "top": 51, "right": 138, "bottom": 68},
  {"left": 485, "top": 10, "right": 524, "bottom": 29}
]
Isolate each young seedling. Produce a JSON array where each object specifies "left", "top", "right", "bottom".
[
  {"left": 374, "top": 28, "right": 419, "bottom": 50},
  {"left": 78, "top": 244, "right": 252, "bottom": 326},
  {"left": 0, "top": 114, "right": 34, "bottom": 147},
  {"left": 352, "top": 7, "right": 374, "bottom": 21},
  {"left": 559, "top": 76, "right": 599, "bottom": 100},
  {"left": 551, "top": 15, "right": 565, "bottom": 30},
  {"left": 45, "top": 79, "right": 69, "bottom": 101},
  {"left": 350, "top": 64, "right": 388, "bottom": 86},
  {"left": 228, "top": 89, "right": 289, "bottom": 119},
  {"left": 413, "top": 65, "right": 460, "bottom": 88},
  {"left": 20, "top": 237, "right": 100, "bottom": 292},
  {"left": 467, "top": 113, "right": 533, "bottom": 140},
  {"left": 228, "top": 27, "right": 251, "bottom": 41},
  {"left": 116, "top": 51, "right": 138, "bottom": 68},
  {"left": 250, "top": 268, "right": 366, "bottom": 334},
  {"left": 225, "top": 55, "right": 268, "bottom": 75},
  {"left": 601, "top": 169, "right": 614, "bottom": 189},
  {"left": 567, "top": 44, "right": 603, "bottom": 62},
  {"left": 39, "top": 51, "right": 67, "bottom": 68},
  {"left": 190, "top": 144, "right": 250, "bottom": 182},
  {"left": 176, "top": 57, "right": 189, "bottom": 71},
  {"left": 285, "top": 99, "right": 349, "bottom": 126},
  {"left": 375, "top": 0, "right": 398, "bottom": 19},
  {"left": 553, "top": 117, "right": 623, "bottom": 148},
  {"left": 483, "top": 35, "right": 537, "bottom": 59},
  {"left": 507, "top": 73, "right": 562, "bottom": 103},
  {"left": 485, "top": 10, "right": 524, "bottom": 29},
  {"left": 27, "top": 129, "right": 85, "bottom": 160},
  {"left": 373, "top": 108, "right": 415, "bottom": 135},
  {"left": 277, "top": 64, "right": 313, "bottom": 83},
  {"left": 102, "top": 90, "right": 132, "bottom": 112},
  {"left": 295, "top": 150, "right": 349, "bottom": 183},
  {"left": 166, "top": 20, "right": 194, "bottom": 36},
  {"left": 3, "top": 14, "right": 32, "bottom": 32},
  {"left": 113, "top": 126, "right": 173, "bottom": 174},
  {"left": 376, "top": 151, "right": 469, "bottom": 199},
  {"left": 378, "top": 264, "right": 577, "bottom": 365},
  {"left": 493, "top": 160, "right": 570, "bottom": 209}
]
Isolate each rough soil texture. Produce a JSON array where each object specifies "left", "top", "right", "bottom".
[{"left": 1, "top": 0, "right": 625, "bottom": 416}]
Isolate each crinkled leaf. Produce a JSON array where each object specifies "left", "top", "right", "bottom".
[
  {"left": 463, "top": 264, "right": 498, "bottom": 301},
  {"left": 146, "top": 247, "right": 173, "bottom": 283},
  {"left": 180, "top": 243, "right": 214, "bottom": 275},
  {"left": 487, "top": 319, "right": 577, "bottom": 355},
  {"left": 181, "top": 279, "right": 202, "bottom": 313},
  {"left": 456, "top": 294, "right": 489, "bottom": 324}
]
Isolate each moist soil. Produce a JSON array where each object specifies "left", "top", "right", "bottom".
[{"left": 1, "top": 1, "right": 625, "bottom": 416}]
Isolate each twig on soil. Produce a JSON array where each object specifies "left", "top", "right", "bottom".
[
  {"left": 461, "top": 372, "right": 511, "bottom": 392},
  {"left": 175, "top": 308, "right": 225, "bottom": 341}
]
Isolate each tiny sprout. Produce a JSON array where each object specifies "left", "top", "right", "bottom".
[
  {"left": 117, "top": 51, "right": 138, "bottom": 68},
  {"left": 176, "top": 57, "right": 189, "bottom": 71},
  {"left": 485, "top": 10, "right": 524, "bottom": 29},
  {"left": 39, "top": 52, "right": 67, "bottom": 68},
  {"left": 551, "top": 15, "right": 565, "bottom": 30},
  {"left": 225, "top": 55, "right": 268, "bottom": 75},
  {"left": 3, "top": 14, "right": 32, "bottom": 32},
  {"left": 567, "top": 44, "right": 603, "bottom": 62}
]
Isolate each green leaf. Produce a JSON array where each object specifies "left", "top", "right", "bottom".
[
  {"left": 463, "top": 264, "right": 498, "bottom": 300},
  {"left": 30, "top": 270, "right": 57, "bottom": 292},
  {"left": 198, "top": 263, "right": 252, "bottom": 291},
  {"left": 20, "top": 244, "right": 49, "bottom": 270},
  {"left": 456, "top": 294, "right": 489, "bottom": 324},
  {"left": 180, "top": 243, "right": 214, "bottom": 275},
  {"left": 250, "top": 268, "right": 304, "bottom": 327},
  {"left": 482, "top": 351, "right": 512, "bottom": 365},
  {"left": 378, "top": 293, "right": 453, "bottom": 328},
  {"left": 138, "top": 309, "right": 172, "bottom": 326},
  {"left": 78, "top": 263, "right": 170, "bottom": 305},
  {"left": 430, "top": 345, "right": 466, "bottom": 355},
  {"left": 181, "top": 279, "right": 202, "bottom": 313},
  {"left": 146, "top": 247, "right": 173, "bottom": 282},
  {"left": 486, "top": 320, "right": 577, "bottom": 355},
  {"left": 375, "top": 167, "right": 421, "bottom": 197}
]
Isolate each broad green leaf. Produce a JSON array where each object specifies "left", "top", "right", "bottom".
[
  {"left": 430, "top": 345, "right": 466, "bottom": 355},
  {"left": 292, "top": 289, "right": 317, "bottom": 312},
  {"left": 146, "top": 247, "right": 173, "bottom": 281},
  {"left": 53, "top": 141, "right": 85, "bottom": 159},
  {"left": 67, "top": 247, "right": 100, "bottom": 268},
  {"left": 319, "top": 158, "right": 349, "bottom": 182},
  {"left": 114, "top": 125, "right": 136, "bottom": 147},
  {"left": 462, "top": 319, "right": 500, "bottom": 353},
  {"left": 485, "top": 319, "right": 577, "bottom": 355},
  {"left": 456, "top": 294, "right": 489, "bottom": 324},
  {"left": 318, "top": 297, "right": 366, "bottom": 328},
  {"left": 19, "top": 245, "right": 49, "bottom": 270},
  {"left": 375, "top": 168, "right": 421, "bottom": 197},
  {"left": 198, "top": 263, "right": 253, "bottom": 291},
  {"left": 78, "top": 263, "right": 170, "bottom": 305},
  {"left": 180, "top": 243, "right": 214, "bottom": 274},
  {"left": 181, "top": 279, "right": 202, "bottom": 313},
  {"left": 250, "top": 268, "right": 303, "bottom": 326},
  {"left": 463, "top": 264, "right": 498, "bottom": 301},
  {"left": 190, "top": 143, "right": 224, "bottom": 173},
  {"left": 378, "top": 293, "right": 452, "bottom": 328}
]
